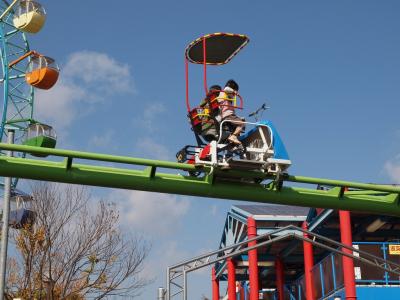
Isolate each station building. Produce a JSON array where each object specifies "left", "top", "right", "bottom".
[{"left": 212, "top": 204, "right": 400, "bottom": 300}]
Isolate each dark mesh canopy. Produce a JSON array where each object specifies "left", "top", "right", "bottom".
[{"left": 185, "top": 33, "right": 249, "bottom": 65}]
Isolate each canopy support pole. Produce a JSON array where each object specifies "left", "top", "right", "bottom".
[{"left": 202, "top": 37, "right": 208, "bottom": 95}]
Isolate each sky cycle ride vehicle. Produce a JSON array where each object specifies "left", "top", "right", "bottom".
[{"left": 176, "top": 33, "right": 291, "bottom": 180}]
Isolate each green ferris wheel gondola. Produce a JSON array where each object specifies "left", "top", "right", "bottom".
[{"left": 22, "top": 122, "right": 56, "bottom": 156}]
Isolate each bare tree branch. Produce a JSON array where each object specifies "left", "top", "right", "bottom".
[{"left": 7, "top": 182, "right": 150, "bottom": 299}]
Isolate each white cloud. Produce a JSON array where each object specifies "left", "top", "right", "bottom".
[
  {"left": 136, "top": 137, "right": 171, "bottom": 160},
  {"left": 141, "top": 241, "right": 212, "bottom": 281},
  {"left": 134, "top": 102, "right": 166, "bottom": 132},
  {"left": 63, "top": 51, "right": 134, "bottom": 94},
  {"left": 35, "top": 51, "right": 134, "bottom": 131},
  {"left": 132, "top": 103, "right": 172, "bottom": 161},
  {"left": 384, "top": 156, "right": 400, "bottom": 184},
  {"left": 141, "top": 241, "right": 191, "bottom": 279},
  {"left": 88, "top": 129, "right": 115, "bottom": 148},
  {"left": 35, "top": 79, "right": 87, "bottom": 130},
  {"left": 117, "top": 190, "right": 190, "bottom": 236}
]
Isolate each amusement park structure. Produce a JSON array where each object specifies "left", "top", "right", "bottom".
[
  {"left": 0, "top": 1, "right": 59, "bottom": 298},
  {"left": 0, "top": 0, "right": 59, "bottom": 155},
  {"left": 165, "top": 205, "right": 400, "bottom": 300},
  {"left": 177, "top": 33, "right": 291, "bottom": 177},
  {"left": 0, "top": 32, "right": 398, "bottom": 216},
  {"left": 0, "top": 143, "right": 400, "bottom": 216},
  {"left": 0, "top": 6, "right": 398, "bottom": 298},
  {"left": 0, "top": 0, "right": 59, "bottom": 194}
]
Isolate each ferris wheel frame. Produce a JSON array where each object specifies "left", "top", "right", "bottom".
[{"left": 0, "top": 1, "right": 35, "bottom": 190}]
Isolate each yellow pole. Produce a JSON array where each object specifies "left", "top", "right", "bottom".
[{"left": 0, "top": 0, "right": 19, "bottom": 21}]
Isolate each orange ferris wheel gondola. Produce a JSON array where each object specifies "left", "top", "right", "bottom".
[
  {"left": 26, "top": 55, "right": 59, "bottom": 89},
  {"left": 9, "top": 50, "right": 59, "bottom": 90}
]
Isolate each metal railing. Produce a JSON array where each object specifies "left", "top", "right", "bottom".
[
  {"left": 286, "top": 241, "right": 400, "bottom": 300},
  {"left": 165, "top": 225, "right": 400, "bottom": 300}
]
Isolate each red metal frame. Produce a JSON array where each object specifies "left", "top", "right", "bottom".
[
  {"left": 227, "top": 258, "right": 236, "bottom": 300},
  {"left": 215, "top": 92, "right": 244, "bottom": 110},
  {"left": 275, "top": 257, "right": 285, "bottom": 300},
  {"left": 339, "top": 210, "right": 357, "bottom": 300},
  {"left": 239, "top": 284, "right": 245, "bottom": 300},
  {"left": 302, "top": 221, "right": 315, "bottom": 300},
  {"left": 247, "top": 217, "right": 259, "bottom": 300},
  {"left": 185, "top": 57, "right": 190, "bottom": 112},
  {"left": 185, "top": 37, "right": 209, "bottom": 113},
  {"left": 185, "top": 33, "right": 248, "bottom": 113},
  {"left": 199, "top": 144, "right": 211, "bottom": 160},
  {"left": 212, "top": 267, "right": 219, "bottom": 300},
  {"left": 203, "top": 36, "right": 208, "bottom": 95},
  {"left": 190, "top": 92, "right": 244, "bottom": 119}
]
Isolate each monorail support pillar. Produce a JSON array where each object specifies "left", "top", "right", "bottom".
[
  {"left": 211, "top": 267, "right": 219, "bottom": 300},
  {"left": 302, "top": 221, "right": 314, "bottom": 300},
  {"left": 227, "top": 258, "right": 236, "bottom": 300},
  {"left": 247, "top": 216, "right": 259, "bottom": 300},
  {"left": 339, "top": 210, "right": 357, "bottom": 300},
  {"left": 275, "top": 257, "right": 285, "bottom": 300}
]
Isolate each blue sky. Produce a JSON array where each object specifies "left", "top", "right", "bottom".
[{"left": 12, "top": 0, "right": 400, "bottom": 298}]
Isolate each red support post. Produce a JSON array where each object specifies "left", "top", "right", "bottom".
[
  {"left": 202, "top": 37, "right": 208, "bottom": 94},
  {"left": 236, "top": 282, "right": 245, "bottom": 300},
  {"left": 212, "top": 267, "right": 220, "bottom": 300},
  {"left": 185, "top": 57, "right": 190, "bottom": 112},
  {"left": 247, "top": 216, "right": 259, "bottom": 300},
  {"left": 227, "top": 258, "right": 236, "bottom": 300},
  {"left": 339, "top": 210, "right": 357, "bottom": 300},
  {"left": 275, "top": 257, "right": 285, "bottom": 300},
  {"left": 302, "top": 221, "right": 314, "bottom": 300}
]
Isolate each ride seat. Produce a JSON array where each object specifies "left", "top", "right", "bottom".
[
  {"left": 189, "top": 107, "right": 203, "bottom": 134},
  {"left": 207, "top": 91, "right": 221, "bottom": 118},
  {"left": 190, "top": 89, "right": 221, "bottom": 142},
  {"left": 189, "top": 107, "right": 219, "bottom": 143},
  {"left": 190, "top": 89, "right": 244, "bottom": 144}
]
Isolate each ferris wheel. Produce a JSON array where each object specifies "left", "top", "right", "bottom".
[{"left": 0, "top": 0, "right": 59, "bottom": 193}]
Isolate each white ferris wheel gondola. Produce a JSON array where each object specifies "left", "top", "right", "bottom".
[{"left": 13, "top": 0, "right": 46, "bottom": 34}]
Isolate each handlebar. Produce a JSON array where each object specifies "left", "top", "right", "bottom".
[{"left": 248, "top": 103, "right": 270, "bottom": 121}]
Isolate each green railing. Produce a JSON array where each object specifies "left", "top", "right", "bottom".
[{"left": 0, "top": 143, "right": 399, "bottom": 216}]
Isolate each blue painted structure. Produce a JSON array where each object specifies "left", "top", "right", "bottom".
[
  {"left": 324, "top": 287, "right": 400, "bottom": 300},
  {"left": 239, "top": 120, "right": 290, "bottom": 160},
  {"left": 271, "top": 241, "right": 400, "bottom": 300},
  {"left": 216, "top": 204, "right": 400, "bottom": 300}
]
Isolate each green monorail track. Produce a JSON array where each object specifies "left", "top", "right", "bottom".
[{"left": 0, "top": 143, "right": 399, "bottom": 216}]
